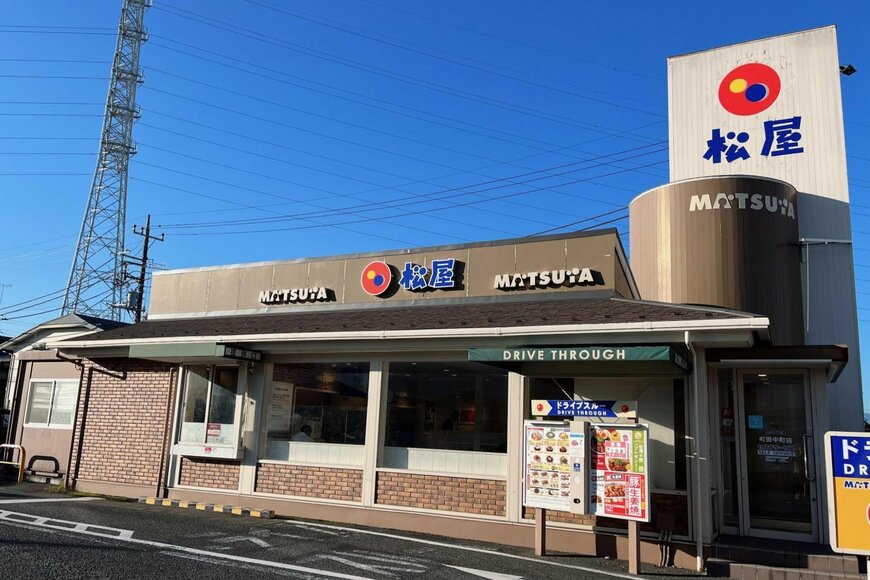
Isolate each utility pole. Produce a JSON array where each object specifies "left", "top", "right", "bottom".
[{"left": 130, "top": 215, "right": 163, "bottom": 322}]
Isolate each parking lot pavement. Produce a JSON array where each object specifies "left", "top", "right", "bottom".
[{"left": 0, "top": 481, "right": 704, "bottom": 579}]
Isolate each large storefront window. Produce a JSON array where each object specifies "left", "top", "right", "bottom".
[
  {"left": 179, "top": 366, "right": 240, "bottom": 446},
  {"left": 264, "top": 362, "right": 369, "bottom": 465},
  {"left": 382, "top": 361, "right": 508, "bottom": 476}
]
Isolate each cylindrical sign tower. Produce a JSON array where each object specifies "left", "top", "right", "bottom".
[{"left": 629, "top": 175, "right": 802, "bottom": 344}]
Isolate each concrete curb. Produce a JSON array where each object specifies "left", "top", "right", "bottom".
[{"left": 138, "top": 497, "right": 274, "bottom": 518}]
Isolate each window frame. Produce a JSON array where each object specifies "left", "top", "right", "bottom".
[
  {"left": 260, "top": 360, "right": 371, "bottom": 467},
  {"left": 172, "top": 364, "right": 245, "bottom": 460},
  {"left": 23, "top": 379, "right": 79, "bottom": 429}
]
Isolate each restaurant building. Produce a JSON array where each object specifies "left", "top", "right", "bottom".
[{"left": 2, "top": 26, "right": 862, "bottom": 571}]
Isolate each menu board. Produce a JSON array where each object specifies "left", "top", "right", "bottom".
[
  {"left": 588, "top": 425, "right": 650, "bottom": 522},
  {"left": 523, "top": 421, "right": 572, "bottom": 511}
]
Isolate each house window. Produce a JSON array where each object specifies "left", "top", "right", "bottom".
[
  {"left": 24, "top": 380, "right": 78, "bottom": 427},
  {"left": 178, "top": 365, "right": 241, "bottom": 446}
]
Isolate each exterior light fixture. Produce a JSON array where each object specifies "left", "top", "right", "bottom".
[{"left": 839, "top": 64, "right": 857, "bottom": 76}]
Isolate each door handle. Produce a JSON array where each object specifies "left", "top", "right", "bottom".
[{"left": 802, "top": 433, "right": 815, "bottom": 482}]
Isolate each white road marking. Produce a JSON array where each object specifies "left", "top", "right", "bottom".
[
  {"left": 213, "top": 535, "right": 272, "bottom": 548},
  {"left": 252, "top": 528, "right": 307, "bottom": 540},
  {"left": 446, "top": 565, "right": 523, "bottom": 580},
  {"left": 285, "top": 522, "right": 644, "bottom": 580},
  {"left": 164, "top": 551, "right": 314, "bottom": 578},
  {"left": 0, "top": 509, "right": 133, "bottom": 539},
  {"left": 0, "top": 509, "right": 372, "bottom": 580},
  {"left": 0, "top": 497, "right": 103, "bottom": 504},
  {"left": 306, "top": 553, "right": 426, "bottom": 578}
]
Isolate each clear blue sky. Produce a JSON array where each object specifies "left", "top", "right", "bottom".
[{"left": 1, "top": 1, "right": 869, "bottom": 412}]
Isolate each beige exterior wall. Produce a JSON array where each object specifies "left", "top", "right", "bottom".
[
  {"left": 148, "top": 231, "right": 631, "bottom": 317},
  {"left": 630, "top": 176, "right": 802, "bottom": 344},
  {"left": 13, "top": 358, "right": 82, "bottom": 477}
]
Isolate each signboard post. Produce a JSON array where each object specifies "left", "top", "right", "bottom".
[{"left": 824, "top": 431, "right": 870, "bottom": 578}]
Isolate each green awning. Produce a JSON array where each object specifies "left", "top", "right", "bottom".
[{"left": 468, "top": 346, "right": 690, "bottom": 375}]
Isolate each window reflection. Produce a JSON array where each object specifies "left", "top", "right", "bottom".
[
  {"left": 385, "top": 361, "right": 508, "bottom": 453},
  {"left": 267, "top": 362, "right": 369, "bottom": 446}
]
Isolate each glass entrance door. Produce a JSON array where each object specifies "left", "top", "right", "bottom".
[{"left": 738, "top": 372, "right": 816, "bottom": 540}]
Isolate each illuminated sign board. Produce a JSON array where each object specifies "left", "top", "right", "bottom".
[{"left": 362, "top": 258, "right": 460, "bottom": 296}]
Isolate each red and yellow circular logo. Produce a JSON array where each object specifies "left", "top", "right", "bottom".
[
  {"left": 361, "top": 261, "right": 391, "bottom": 296},
  {"left": 718, "top": 63, "right": 780, "bottom": 116}
]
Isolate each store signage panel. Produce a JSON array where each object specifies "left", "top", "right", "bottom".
[
  {"left": 523, "top": 421, "right": 575, "bottom": 512},
  {"left": 702, "top": 62, "right": 805, "bottom": 166},
  {"left": 589, "top": 424, "right": 650, "bottom": 522},
  {"left": 825, "top": 432, "right": 870, "bottom": 555},
  {"left": 361, "top": 258, "right": 460, "bottom": 296},
  {"left": 669, "top": 27, "right": 846, "bottom": 203},
  {"left": 531, "top": 399, "right": 637, "bottom": 419},
  {"left": 222, "top": 345, "right": 262, "bottom": 362}
]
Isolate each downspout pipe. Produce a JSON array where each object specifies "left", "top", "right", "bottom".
[{"left": 685, "top": 331, "right": 704, "bottom": 573}]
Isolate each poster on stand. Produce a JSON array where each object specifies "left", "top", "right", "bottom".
[
  {"left": 588, "top": 424, "right": 650, "bottom": 522},
  {"left": 523, "top": 421, "right": 573, "bottom": 512}
]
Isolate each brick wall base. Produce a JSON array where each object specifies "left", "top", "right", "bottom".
[
  {"left": 178, "top": 457, "right": 241, "bottom": 490},
  {"left": 255, "top": 463, "right": 363, "bottom": 502},
  {"left": 375, "top": 471, "right": 506, "bottom": 517}
]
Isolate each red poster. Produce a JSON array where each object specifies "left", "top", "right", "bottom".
[{"left": 589, "top": 426, "right": 650, "bottom": 522}]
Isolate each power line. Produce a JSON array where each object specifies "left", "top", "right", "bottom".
[
  {"left": 355, "top": 0, "right": 659, "bottom": 82},
  {"left": 527, "top": 208, "right": 628, "bottom": 237},
  {"left": 153, "top": 5, "right": 660, "bottom": 144},
  {"left": 145, "top": 145, "right": 666, "bottom": 230},
  {"left": 138, "top": 103, "right": 663, "bottom": 205},
  {"left": 239, "top": 0, "right": 664, "bottom": 118},
  {"left": 163, "top": 160, "right": 665, "bottom": 237},
  {"left": 144, "top": 37, "right": 668, "bottom": 169}
]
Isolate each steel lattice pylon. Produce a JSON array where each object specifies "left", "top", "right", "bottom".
[{"left": 62, "top": 0, "right": 150, "bottom": 320}]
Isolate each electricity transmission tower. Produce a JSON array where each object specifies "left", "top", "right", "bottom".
[{"left": 62, "top": 0, "right": 151, "bottom": 320}]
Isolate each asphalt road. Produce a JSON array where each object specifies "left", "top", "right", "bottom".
[{"left": 0, "top": 480, "right": 704, "bottom": 580}]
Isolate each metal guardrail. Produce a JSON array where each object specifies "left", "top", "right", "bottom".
[{"left": 0, "top": 444, "right": 26, "bottom": 483}]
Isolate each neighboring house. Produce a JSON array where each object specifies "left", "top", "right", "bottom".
[{"left": 1, "top": 314, "right": 126, "bottom": 480}]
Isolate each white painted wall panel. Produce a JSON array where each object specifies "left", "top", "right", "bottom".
[{"left": 381, "top": 446, "right": 507, "bottom": 477}]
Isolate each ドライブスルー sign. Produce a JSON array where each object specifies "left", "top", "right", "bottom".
[
  {"left": 825, "top": 432, "right": 870, "bottom": 555},
  {"left": 530, "top": 400, "right": 636, "bottom": 419}
]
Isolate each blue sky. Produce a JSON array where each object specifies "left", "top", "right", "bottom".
[{"left": 1, "top": 1, "right": 869, "bottom": 411}]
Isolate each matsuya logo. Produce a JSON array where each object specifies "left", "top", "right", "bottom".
[
  {"left": 718, "top": 63, "right": 781, "bottom": 116},
  {"left": 361, "top": 261, "right": 392, "bottom": 296}
]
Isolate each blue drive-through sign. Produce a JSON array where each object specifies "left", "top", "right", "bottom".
[{"left": 531, "top": 399, "right": 624, "bottom": 418}]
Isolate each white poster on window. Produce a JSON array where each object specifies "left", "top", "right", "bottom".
[{"left": 268, "top": 382, "right": 294, "bottom": 434}]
